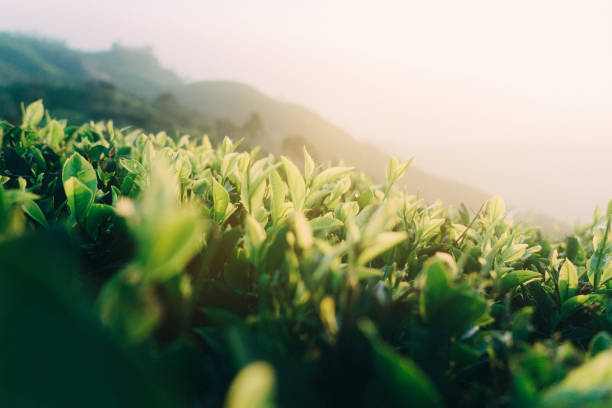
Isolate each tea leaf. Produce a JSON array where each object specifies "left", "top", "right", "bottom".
[
  {"left": 558, "top": 259, "right": 578, "bottom": 303},
  {"left": 281, "top": 156, "right": 305, "bottom": 212}
]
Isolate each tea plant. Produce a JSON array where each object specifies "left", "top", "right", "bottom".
[{"left": 1, "top": 101, "right": 612, "bottom": 407}]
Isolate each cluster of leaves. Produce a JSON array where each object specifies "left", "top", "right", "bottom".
[{"left": 2, "top": 101, "right": 612, "bottom": 407}]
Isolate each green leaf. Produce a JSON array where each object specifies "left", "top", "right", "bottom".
[
  {"left": 292, "top": 213, "right": 313, "bottom": 249},
  {"left": 281, "top": 156, "right": 305, "bottom": 212},
  {"left": 268, "top": 169, "right": 287, "bottom": 223},
  {"left": 486, "top": 196, "right": 506, "bottom": 221},
  {"left": 359, "top": 319, "right": 444, "bottom": 407},
  {"left": 98, "top": 275, "right": 161, "bottom": 344},
  {"left": 589, "top": 332, "right": 612, "bottom": 358},
  {"left": 357, "top": 231, "right": 407, "bottom": 266},
  {"left": 561, "top": 294, "right": 604, "bottom": 319},
  {"left": 245, "top": 214, "right": 266, "bottom": 264},
  {"left": 500, "top": 270, "right": 542, "bottom": 293},
  {"left": 541, "top": 350, "right": 612, "bottom": 408},
  {"left": 63, "top": 152, "right": 98, "bottom": 194},
  {"left": 63, "top": 177, "right": 94, "bottom": 224},
  {"left": 589, "top": 242, "right": 612, "bottom": 288},
  {"left": 22, "top": 99, "right": 44, "bottom": 128},
  {"left": 419, "top": 255, "right": 490, "bottom": 335},
  {"left": 501, "top": 243, "right": 527, "bottom": 263},
  {"left": 335, "top": 201, "right": 359, "bottom": 222},
  {"left": 309, "top": 214, "right": 343, "bottom": 232},
  {"left": 385, "top": 157, "right": 413, "bottom": 188},
  {"left": 311, "top": 166, "right": 353, "bottom": 191},
  {"left": 212, "top": 178, "right": 230, "bottom": 223},
  {"left": 385, "top": 157, "right": 399, "bottom": 186},
  {"left": 3, "top": 190, "right": 39, "bottom": 204},
  {"left": 47, "top": 119, "right": 65, "bottom": 147},
  {"left": 224, "top": 361, "right": 276, "bottom": 408},
  {"left": 303, "top": 146, "right": 315, "bottom": 183},
  {"left": 420, "top": 218, "right": 445, "bottom": 241},
  {"left": 420, "top": 258, "right": 451, "bottom": 323},
  {"left": 120, "top": 158, "right": 146, "bottom": 175},
  {"left": 111, "top": 185, "right": 121, "bottom": 205},
  {"left": 30, "top": 147, "right": 46, "bottom": 172},
  {"left": 85, "top": 203, "right": 114, "bottom": 239},
  {"left": 355, "top": 266, "right": 384, "bottom": 280},
  {"left": 558, "top": 259, "right": 578, "bottom": 303},
  {"left": 565, "top": 236, "right": 585, "bottom": 265},
  {"left": 143, "top": 209, "right": 205, "bottom": 281},
  {"left": 248, "top": 178, "right": 267, "bottom": 215},
  {"left": 21, "top": 200, "right": 48, "bottom": 227},
  {"left": 175, "top": 154, "right": 192, "bottom": 182}
]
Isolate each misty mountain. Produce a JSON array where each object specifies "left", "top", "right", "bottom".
[{"left": 0, "top": 32, "right": 492, "bottom": 210}]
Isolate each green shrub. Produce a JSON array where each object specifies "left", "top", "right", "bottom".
[{"left": 1, "top": 101, "right": 612, "bottom": 407}]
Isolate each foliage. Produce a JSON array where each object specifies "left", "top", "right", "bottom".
[{"left": 1, "top": 102, "right": 612, "bottom": 407}]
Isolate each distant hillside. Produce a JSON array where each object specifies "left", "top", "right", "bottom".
[
  {"left": 0, "top": 32, "right": 492, "bottom": 209},
  {"left": 0, "top": 81, "right": 269, "bottom": 148},
  {"left": 0, "top": 81, "right": 195, "bottom": 132},
  {"left": 177, "top": 81, "right": 491, "bottom": 208},
  {"left": 0, "top": 34, "right": 90, "bottom": 84},
  {"left": 0, "top": 34, "right": 181, "bottom": 97},
  {"left": 79, "top": 44, "right": 183, "bottom": 98}
]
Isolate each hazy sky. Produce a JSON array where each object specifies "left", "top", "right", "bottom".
[{"left": 2, "top": 0, "right": 611, "bottom": 222}]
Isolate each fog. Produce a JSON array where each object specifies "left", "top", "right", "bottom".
[{"left": 2, "top": 0, "right": 611, "bottom": 222}]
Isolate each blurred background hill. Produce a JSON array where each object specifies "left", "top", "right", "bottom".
[{"left": 0, "top": 33, "right": 499, "bottom": 215}]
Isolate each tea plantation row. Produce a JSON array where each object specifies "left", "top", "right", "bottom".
[{"left": 1, "top": 101, "right": 612, "bottom": 407}]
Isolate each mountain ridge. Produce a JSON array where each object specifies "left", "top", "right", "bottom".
[{"left": 0, "top": 32, "right": 493, "bottom": 210}]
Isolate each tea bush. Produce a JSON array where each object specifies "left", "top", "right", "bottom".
[{"left": 1, "top": 101, "right": 612, "bottom": 407}]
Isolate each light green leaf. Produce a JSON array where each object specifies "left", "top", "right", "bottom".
[
  {"left": 22, "top": 99, "right": 44, "bottom": 128},
  {"left": 309, "top": 214, "right": 343, "bottom": 232},
  {"left": 63, "top": 152, "right": 98, "bottom": 194},
  {"left": 501, "top": 243, "right": 527, "bottom": 263},
  {"left": 85, "top": 203, "right": 114, "bottom": 239},
  {"left": 248, "top": 178, "right": 267, "bottom": 215},
  {"left": 21, "top": 200, "right": 48, "bottom": 227},
  {"left": 541, "top": 349, "right": 612, "bottom": 408},
  {"left": 281, "top": 156, "right": 305, "bottom": 212},
  {"left": 224, "top": 361, "right": 276, "bottom": 408},
  {"left": 293, "top": 214, "right": 313, "bottom": 249},
  {"left": 499, "top": 270, "right": 542, "bottom": 293},
  {"left": 561, "top": 294, "right": 605, "bottom": 319},
  {"left": 269, "top": 169, "right": 287, "bottom": 223},
  {"left": 64, "top": 177, "right": 94, "bottom": 224},
  {"left": 486, "top": 196, "right": 506, "bottom": 221},
  {"left": 420, "top": 258, "right": 451, "bottom": 323},
  {"left": 357, "top": 231, "right": 407, "bottom": 266},
  {"left": 120, "top": 158, "right": 146, "bottom": 175},
  {"left": 245, "top": 214, "right": 266, "bottom": 264},
  {"left": 386, "top": 157, "right": 399, "bottom": 186},
  {"left": 3, "top": 190, "right": 39, "bottom": 203},
  {"left": 385, "top": 157, "right": 413, "bottom": 188},
  {"left": 303, "top": 146, "right": 315, "bottom": 183},
  {"left": 212, "top": 178, "right": 230, "bottom": 223},
  {"left": 420, "top": 218, "right": 445, "bottom": 241},
  {"left": 144, "top": 208, "right": 205, "bottom": 281},
  {"left": 311, "top": 166, "right": 353, "bottom": 191},
  {"left": 558, "top": 259, "right": 578, "bottom": 303}
]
